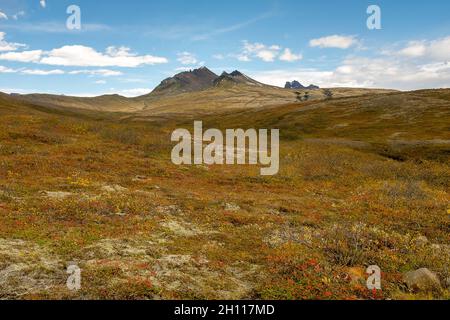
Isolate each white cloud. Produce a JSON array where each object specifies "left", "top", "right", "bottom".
[
  {"left": 309, "top": 35, "right": 358, "bottom": 49},
  {"left": 398, "top": 41, "right": 427, "bottom": 57},
  {"left": 279, "top": 48, "right": 303, "bottom": 62},
  {"left": 0, "top": 66, "right": 66, "bottom": 75},
  {"left": 177, "top": 52, "right": 198, "bottom": 65},
  {"left": 248, "top": 36, "right": 450, "bottom": 90},
  {"left": 40, "top": 0, "right": 46, "bottom": 8},
  {"left": 69, "top": 69, "right": 123, "bottom": 76},
  {"left": 396, "top": 37, "right": 450, "bottom": 61},
  {"left": 257, "top": 50, "right": 277, "bottom": 62},
  {"left": 0, "top": 65, "right": 16, "bottom": 73},
  {"left": 236, "top": 54, "right": 251, "bottom": 62},
  {"left": 21, "top": 69, "right": 64, "bottom": 75},
  {"left": 0, "top": 50, "right": 43, "bottom": 62},
  {"left": 0, "top": 11, "right": 7, "bottom": 20},
  {"left": 0, "top": 32, "right": 26, "bottom": 52},
  {"left": 12, "top": 11, "right": 26, "bottom": 20},
  {"left": 242, "top": 41, "right": 280, "bottom": 62},
  {"left": 94, "top": 80, "right": 106, "bottom": 84},
  {"left": 35, "top": 45, "right": 168, "bottom": 67},
  {"left": 249, "top": 54, "right": 450, "bottom": 90},
  {"left": 237, "top": 41, "right": 301, "bottom": 63}
]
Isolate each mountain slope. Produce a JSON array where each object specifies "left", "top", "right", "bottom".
[
  {"left": 213, "top": 70, "right": 266, "bottom": 88},
  {"left": 145, "top": 67, "right": 219, "bottom": 98}
]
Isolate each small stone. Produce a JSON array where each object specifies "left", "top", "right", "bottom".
[
  {"left": 132, "top": 175, "right": 148, "bottom": 182},
  {"left": 414, "top": 236, "right": 428, "bottom": 247},
  {"left": 403, "top": 268, "right": 442, "bottom": 292},
  {"left": 115, "top": 212, "right": 127, "bottom": 217},
  {"left": 101, "top": 185, "right": 127, "bottom": 193},
  {"left": 224, "top": 203, "right": 240, "bottom": 212},
  {"left": 41, "top": 191, "right": 73, "bottom": 199}
]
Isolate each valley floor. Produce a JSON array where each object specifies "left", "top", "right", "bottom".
[{"left": 0, "top": 90, "right": 449, "bottom": 300}]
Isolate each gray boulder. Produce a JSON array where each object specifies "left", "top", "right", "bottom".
[{"left": 403, "top": 268, "right": 442, "bottom": 292}]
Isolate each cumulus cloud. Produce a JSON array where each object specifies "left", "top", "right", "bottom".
[
  {"left": 241, "top": 41, "right": 278, "bottom": 62},
  {"left": 39, "top": 45, "right": 168, "bottom": 67},
  {"left": 237, "top": 41, "right": 301, "bottom": 62},
  {"left": 309, "top": 35, "right": 358, "bottom": 49},
  {"left": 40, "top": 0, "right": 46, "bottom": 8},
  {"left": 247, "top": 36, "right": 450, "bottom": 90},
  {"left": 0, "top": 32, "right": 26, "bottom": 52},
  {"left": 395, "top": 37, "right": 450, "bottom": 61},
  {"left": 249, "top": 54, "right": 450, "bottom": 90},
  {"left": 0, "top": 11, "right": 8, "bottom": 20},
  {"left": 0, "top": 50, "right": 43, "bottom": 62},
  {"left": 0, "top": 45, "right": 167, "bottom": 67},
  {"left": 279, "top": 48, "right": 303, "bottom": 62},
  {"left": 177, "top": 52, "right": 198, "bottom": 65}
]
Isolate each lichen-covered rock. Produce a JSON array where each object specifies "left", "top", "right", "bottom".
[
  {"left": 413, "top": 236, "right": 428, "bottom": 247},
  {"left": 224, "top": 203, "right": 240, "bottom": 212},
  {"left": 403, "top": 268, "right": 442, "bottom": 292}
]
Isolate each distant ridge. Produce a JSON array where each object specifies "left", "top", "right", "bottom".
[{"left": 285, "top": 80, "right": 319, "bottom": 90}]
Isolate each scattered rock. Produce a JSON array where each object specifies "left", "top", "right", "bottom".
[
  {"left": 403, "top": 268, "right": 442, "bottom": 292},
  {"left": 132, "top": 175, "right": 148, "bottom": 182},
  {"left": 114, "top": 212, "right": 127, "bottom": 217},
  {"left": 224, "top": 202, "right": 240, "bottom": 212},
  {"left": 101, "top": 184, "right": 128, "bottom": 193},
  {"left": 267, "top": 208, "right": 281, "bottom": 215},
  {"left": 161, "top": 220, "right": 202, "bottom": 237},
  {"left": 156, "top": 205, "right": 181, "bottom": 215},
  {"left": 40, "top": 191, "right": 73, "bottom": 199},
  {"left": 414, "top": 236, "right": 428, "bottom": 247}
]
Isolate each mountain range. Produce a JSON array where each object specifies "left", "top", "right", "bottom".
[{"left": 5, "top": 67, "right": 396, "bottom": 118}]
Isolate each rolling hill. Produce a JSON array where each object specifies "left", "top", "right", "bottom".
[
  {"left": 5, "top": 67, "right": 397, "bottom": 117},
  {"left": 0, "top": 69, "right": 449, "bottom": 300}
]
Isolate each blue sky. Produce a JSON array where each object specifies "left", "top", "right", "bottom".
[{"left": 0, "top": 0, "right": 449, "bottom": 96}]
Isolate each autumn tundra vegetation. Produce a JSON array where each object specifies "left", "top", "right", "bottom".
[{"left": 0, "top": 68, "right": 449, "bottom": 300}]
